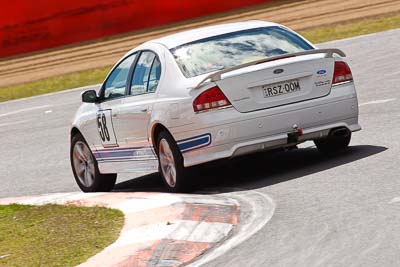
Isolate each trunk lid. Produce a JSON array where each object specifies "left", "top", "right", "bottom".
[{"left": 214, "top": 55, "right": 334, "bottom": 113}]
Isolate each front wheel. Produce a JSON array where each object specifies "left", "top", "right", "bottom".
[
  {"left": 70, "top": 134, "right": 117, "bottom": 192},
  {"left": 156, "top": 131, "right": 187, "bottom": 192}
]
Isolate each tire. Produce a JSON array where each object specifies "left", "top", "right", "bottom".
[
  {"left": 70, "top": 133, "right": 117, "bottom": 192},
  {"left": 156, "top": 130, "right": 187, "bottom": 193},
  {"left": 314, "top": 130, "right": 351, "bottom": 153}
]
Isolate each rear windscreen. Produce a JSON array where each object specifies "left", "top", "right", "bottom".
[{"left": 170, "top": 26, "right": 313, "bottom": 78}]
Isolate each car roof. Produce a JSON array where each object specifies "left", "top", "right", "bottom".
[{"left": 147, "top": 20, "right": 280, "bottom": 49}]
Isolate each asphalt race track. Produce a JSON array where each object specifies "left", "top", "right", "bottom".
[{"left": 1, "top": 29, "right": 400, "bottom": 266}]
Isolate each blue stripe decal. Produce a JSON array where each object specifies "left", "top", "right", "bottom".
[
  {"left": 98, "top": 158, "right": 158, "bottom": 163},
  {"left": 95, "top": 146, "right": 149, "bottom": 152},
  {"left": 177, "top": 133, "right": 211, "bottom": 153},
  {"left": 95, "top": 133, "right": 211, "bottom": 162},
  {"left": 94, "top": 146, "right": 157, "bottom": 161},
  {"left": 177, "top": 133, "right": 211, "bottom": 143},
  {"left": 178, "top": 137, "right": 209, "bottom": 150},
  {"left": 94, "top": 150, "right": 135, "bottom": 158}
]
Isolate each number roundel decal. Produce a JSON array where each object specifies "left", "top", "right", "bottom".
[{"left": 97, "top": 113, "right": 110, "bottom": 142}]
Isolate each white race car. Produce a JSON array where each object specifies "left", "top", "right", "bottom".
[{"left": 70, "top": 20, "right": 361, "bottom": 192}]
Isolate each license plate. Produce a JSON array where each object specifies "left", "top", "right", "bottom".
[{"left": 262, "top": 79, "right": 301, "bottom": 98}]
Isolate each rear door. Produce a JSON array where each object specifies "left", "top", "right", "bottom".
[
  {"left": 215, "top": 55, "right": 334, "bottom": 113},
  {"left": 110, "top": 51, "right": 161, "bottom": 166}
]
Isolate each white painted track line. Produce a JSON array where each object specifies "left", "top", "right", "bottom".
[
  {"left": 190, "top": 190, "right": 276, "bottom": 267},
  {"left": 0, "top": 120, "right": 28, "bottom": 127},
  {"left": 109, "top": 220, "right": 233, "bottom": 248},
  {"left": 0, "top": 104, "right": 51, "bottom": 118},
  {"left": 167, "top": 220, "right": 233, "bottom": 243},
  {"left": 359, "top": 98, "right": 396, "bottom": 106},
  {"left": 114, "top": 194, "right": 181, "bottom": 213}
]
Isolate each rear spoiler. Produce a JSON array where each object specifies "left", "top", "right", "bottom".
[{"left": 194, "top": 48, "right": 346, "bottom": 89}]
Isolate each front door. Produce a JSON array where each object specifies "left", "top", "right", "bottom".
[
  {"left": 91, "top": 52, "right": 138, "bottom": 164},
  {"left": 105, "top": 51, "right": 162, "bottom": 172},
  {"left": 117, "top": 51, "right": 161, "bottom": 147}
]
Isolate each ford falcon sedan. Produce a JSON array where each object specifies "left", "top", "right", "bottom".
[{"left": 70, "top": 20, "right": 361, "bottom": 192}]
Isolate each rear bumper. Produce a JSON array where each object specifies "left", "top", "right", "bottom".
[{"left": 171, "top": 82, "right": 360, "bottom": 167}]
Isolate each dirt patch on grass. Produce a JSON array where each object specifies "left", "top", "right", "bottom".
[{"left": 1, "top": 0, "right": 399, "bottom": 88}]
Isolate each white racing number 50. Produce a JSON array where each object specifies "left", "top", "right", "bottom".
[{"left": 96, "top": 110, "right": 117, "bottom": 147}]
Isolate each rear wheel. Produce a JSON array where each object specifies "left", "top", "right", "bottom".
[
  {"left": 70, "top": 134, "right": 117, "bottom": 192},
  {"left": 156, "top": 131, "right": 187, "bottom": 192},
  {"left": 314, "top": 129, "right": 351, "bottom": 153}
]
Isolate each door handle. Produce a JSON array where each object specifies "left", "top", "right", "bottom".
[
  {"left": 112, "top": 113, "right": 118, "bottom": 118},
  {"left": 140, "top": 108, "right": 148, "bottom": 113}
]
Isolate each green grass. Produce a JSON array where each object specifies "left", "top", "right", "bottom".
[
  {"left": 0, "top": 66, "right": 111, "bottom": 103},
  {"left": 0, "top": 204, "right": 124, "bottom": 267},
  {"left": 0, "top": 13, "right": 399, "bottom": 103},
  {"left": 300, "top": 13, "right": 400, "bottom": 43}
]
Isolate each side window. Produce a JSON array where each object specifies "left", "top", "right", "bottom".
[
  {"left": 148, "top": 57, "right": 161, "bottom": 93},
  {"left": 130, "top": 51, "right": 161, "bottom": 95},
  {"left": 103, "top": 53, "right": 136, "bottom": 100}
]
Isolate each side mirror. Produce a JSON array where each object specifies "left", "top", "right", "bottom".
[{"left": 81, "top": 90, "right": 98, "bottom": 103}]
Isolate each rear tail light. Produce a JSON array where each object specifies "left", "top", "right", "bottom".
[
  {"left": 193, "top": 86, "right": 231, "bottom": 112},
  {"left": 332, "top": 61, "right": 353, "bottom": 85}
]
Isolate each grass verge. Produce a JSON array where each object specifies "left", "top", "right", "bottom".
[
  {"left": 0, "top": 204, "right": 124, "bottom": 267},
  {"left": 0, "top": 13, "right": 399, "bottom": 103},
  {"left": 300, "top": 13, "right": 400, "bottom": 43},
  {"left": 0, "top": 67, "right": 110, "bottom": 103}
]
